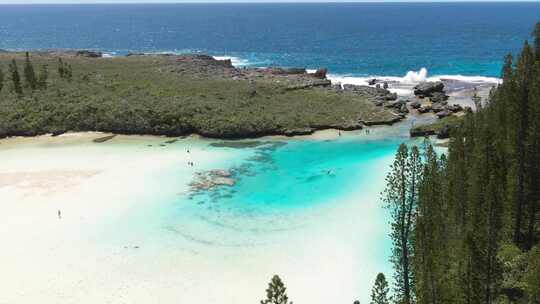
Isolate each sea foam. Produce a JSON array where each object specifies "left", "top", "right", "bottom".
[
  {"left": 328, "top": 68, "right": 501, "bottom": 96},
  {"left": 213, "top": 56, "right": 251, "bottom": 67}
]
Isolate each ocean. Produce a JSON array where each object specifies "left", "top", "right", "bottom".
[{"left": 1, "top": 2, "right": 539, "bottom": 78}]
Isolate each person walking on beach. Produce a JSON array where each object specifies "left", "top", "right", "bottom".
[{"left": 57, "top": 209, "right": 62, "bottom": 219}]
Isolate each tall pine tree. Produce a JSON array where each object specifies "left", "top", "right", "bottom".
[
  {"left": 261, "top": 275, "right": 292, "bottom": 304},
  {"left": 370, "top": 273, "right": 390, "bottom": 304},
  {"left": 23, "top": 52, "right": 37, "bottom": 90},
  {"left": 382, "top": 144, "right": 422, "bottom": 304},
  {"left": 9, "top": 59, "right": 22, "bottom": 95}
]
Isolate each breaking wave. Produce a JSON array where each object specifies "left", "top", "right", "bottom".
[{"left": 327, "top": 68, "right": 501, "bottom": 96}]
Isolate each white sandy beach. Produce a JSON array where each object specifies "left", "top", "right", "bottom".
[{"left": 0, "top": 132, "right": 393, "bottom": 304}]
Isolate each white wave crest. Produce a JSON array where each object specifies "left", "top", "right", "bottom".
[
  {"left": 328, "top": 68, "right": 501, "bottom": 97},
  {"left": 427, "top": 74, "right": 501, "bottom": 84},
  {"left": 213, "top": 56, "right": 250, "bottom": 67},
  {"left": 402, "top": 67, "right": 428, "bottom": 83}
]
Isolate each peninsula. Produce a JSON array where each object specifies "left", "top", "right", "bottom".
[{"left": 0, "top": 51, "right": 406, "bottom": 139}]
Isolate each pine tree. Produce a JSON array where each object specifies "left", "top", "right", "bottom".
[
  {"left": 512, "top": 41, "right": 535, "bottom": 248},
  {"left": 533, "top": 21, "right": 540, "bottom": 56},
  {"left": 261, "top": 275, "right": 292, "bottom": 304},
  {"left": 23, "top": 52, "right": 37, "bottom": 90},
  {"left": 37, "top": 64, "right": 48, "bottom": 89},
  {"left": 57, "top": 58, "right": 72, "bottom": 81},
  {"left": 0, "top": 66, "right": 4, "bottom": 92},
  {"left": 370, "top": 273, "right": 390, "bottom": 304},
  {"left": 410, "top": 21, "right": 540, "bottom": 304},
  {"left": 58, "top": 58, "right": 65, "bottom": 78},
  {"left": 9, "top": 59, "right": 22, "bottom": 95},
  {"left": 382, "top": 144, "right": 421, "bottom": 304},
  {"left": 525, "top": 247, "right": 540, "bottom": 304},
  {"left": 414, "top": 143, "right": 452, "bottom": 304},
  {"left": 65, "top": 64, "right": 73, "bottom": 81}
]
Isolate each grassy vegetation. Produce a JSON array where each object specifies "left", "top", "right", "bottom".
[
  {"left": 410, "top": 115, "right": 464, "bottom": 138},
  {"left": 0, "top": 52, "right": 397, "bottom": 139}
]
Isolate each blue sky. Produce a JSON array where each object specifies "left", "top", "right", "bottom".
[{"left": 0, "top": 0, "right": 536, "bottom": 3}]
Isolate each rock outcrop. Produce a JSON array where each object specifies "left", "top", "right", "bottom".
[
  {"left": 76, "top": 50, "right": 103, "bottom": 58},
  {"left": 414, "top": 81, "right": 445, "bottom": 97},
  {"left": 312, "top": 68, "right": 328, "bottom": 79}
]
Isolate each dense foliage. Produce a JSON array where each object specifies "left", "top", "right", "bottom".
[
  {"left": 383, "top": 22, "right": 540, "bottom": 304},
  {"left": 0, "top": 53, "right": 396, "bottom": 139},
  {"left": 261, "top": 275, "right": 293, "bottom": 304},
  {"left": 371, "top": 273, "right": 391, "bottom": 304}
]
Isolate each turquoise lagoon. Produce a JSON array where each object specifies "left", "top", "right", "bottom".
[
  {"left": 0, "top": 124, "right": 416, "bottom": 304},
  {"left": 96, "top": 127, "right": 410, "bottom": 303}
]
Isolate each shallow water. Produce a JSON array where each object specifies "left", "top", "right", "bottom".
[{"left": 0, "top": 127, "right": 414, "bottom": 304}]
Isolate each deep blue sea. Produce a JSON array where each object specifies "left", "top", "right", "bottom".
[{"left": 1, "top": 2, "right": 540, "bottom": 77}]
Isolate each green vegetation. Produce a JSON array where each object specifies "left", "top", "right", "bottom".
[
  {"left": 382, "top": 21, "right": 540, "bottom": 304},
  {"left": 23, "top": 52, "right": 37, "bottom": 90},
  {"left": 0, "top": 52, "right": 397, "bottom": 139},
  {"left": 370, "top": 273, "right": 390, "bottom": 304},
  {"left": 382, "top": 143, "right": 422, "bottom": 304},
  {"left": 37, "top": 64, "right": 48, "bottom": 89},
  {"left": 0, "top": 66, "right": 4, "bottom": 92},
  {"left": 261, "top": 275, "right": 292, "bottom": 304},
  {"left": 410, "top": 114, "right": 464, "bottom": 138},
  {"left": 8, "top": 59, "right": 22, "bottom": 95}
]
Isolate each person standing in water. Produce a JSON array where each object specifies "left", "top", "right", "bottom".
[{"left": 57, "top": 209, "right": 61, "bottom": 219}]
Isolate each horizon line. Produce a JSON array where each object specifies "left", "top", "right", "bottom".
[{"left": 1, "top": 0, "right": 539, "bottom": 4}]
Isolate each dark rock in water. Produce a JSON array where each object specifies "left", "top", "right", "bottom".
[
  {"left": 437, "top": 125, "right": 451, "bottom": 139},
  {"left": 383, "top": 82, "right": 389, "bottom": 89},
  {"left": 376, "top": 84, "right": 381, "bottom": 89},
  {"left": 430, "top": 91, "right": 449, "bottom": 103},
  {"left": 164, "top": 138, "right": 179, "bottom": 144},
  {"left": 436, "top": 110, "right": 452, "bottom": 118},
  {"left": 189, "top": 169, "right": 236, "bottom": 191},
  {"left": 368, "top": 78, "right": 377, "bottom": 86},
  {"left": 93, "top": 134, "right": 116, "bottom": 143},
  {"left": 312, "top": 68, "right": 328, "bottom": 79},
  {"left": 51, "top": 130, "right": 66, "bottom": 137},
  {"left": 414, "top": 81, "right": 445, "bottom": 96},
  {"left": 76, "top": 50, "right": 103, "bottom": 58},
  {"left": 410, "top": 129, "right": 436, "bottom": 137},
  {"left": 410, "top": 101, "right": 421, "bottom": 109}
]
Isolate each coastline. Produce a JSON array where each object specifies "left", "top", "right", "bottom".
[
  {"left": 0, "top": 51, "right": 497, "bottom": 141},
  {"left": 0, "top": 127, "right": 398, "bottom": 304}
]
